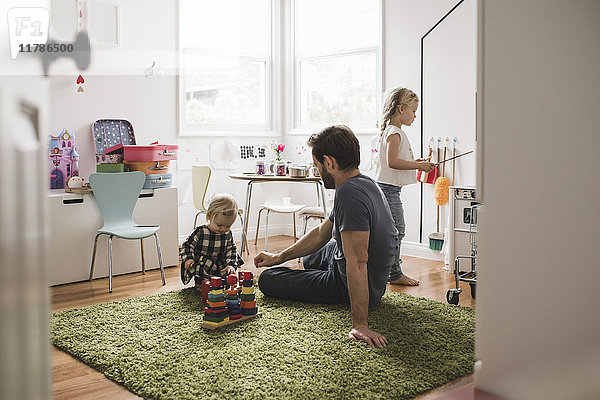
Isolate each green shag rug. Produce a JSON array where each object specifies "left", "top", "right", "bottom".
[{"left": 51, "top": 289, "right": 475, "bottom": 400}]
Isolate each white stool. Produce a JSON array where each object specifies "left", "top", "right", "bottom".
[
  {"left": 299, "top": 206, "right": 326, "bottom": 235},
  {"left": 255, "top": 199, "right": 305, "bottom": 251}
]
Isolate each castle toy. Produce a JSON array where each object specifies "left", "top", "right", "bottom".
[{"left": 49, "top": 129, "right": 80, "bottom": 189}]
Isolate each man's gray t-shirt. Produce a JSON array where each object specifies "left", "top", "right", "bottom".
[{"left": 328, "top": 173, "right": 398, "bottom": 305}]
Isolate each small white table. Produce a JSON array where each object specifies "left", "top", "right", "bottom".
[{"left": 228, "top": 173, "right": 327, "bottom": 254}]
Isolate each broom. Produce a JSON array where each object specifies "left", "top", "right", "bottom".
[{"left": 429, "top": 138, "right": 449, "bottom": 250}]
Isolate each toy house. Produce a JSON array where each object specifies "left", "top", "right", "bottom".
[{"left": 49, "top": 129, "right": 80, "bottom": 189}]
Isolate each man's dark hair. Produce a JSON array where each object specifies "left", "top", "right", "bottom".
[{"left": 307, "top": 125, "right": 360, "bottom": 171}]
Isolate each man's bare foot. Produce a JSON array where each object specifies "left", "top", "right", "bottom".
[{"left": 389, "top": 275, "right": 420, "bottom": 286}]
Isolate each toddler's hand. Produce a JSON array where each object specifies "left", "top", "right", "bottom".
[
  {"left": 222, "top": 265, "right": 236, "bottom": 276},
  {"left": 184, "top": 259, "right": 194, "bottom": 270},
  {"left": 417, "top": 161, "right": 435, "bottom": 172}
]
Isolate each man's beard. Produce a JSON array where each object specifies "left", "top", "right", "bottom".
[{"left": 321, "top": 168, "right": 335, "bottom": 189}]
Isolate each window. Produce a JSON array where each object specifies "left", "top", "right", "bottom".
[
  {"left": 179, "top": 0, "right": 272, "bottom": 135},
  {"left": 179, "top": 0, "right": 380, "bottom": 136},
  {"left": 293, "top": 0, "right": 380, "bottom": 133}
]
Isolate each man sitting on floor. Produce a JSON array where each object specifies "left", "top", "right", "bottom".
[{"left": 255, "top": 125, "right": 398, "bottom": 348}]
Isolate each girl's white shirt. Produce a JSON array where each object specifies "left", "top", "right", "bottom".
[{"left": 374, "top": 125, "right": 417, "bottom": 187}]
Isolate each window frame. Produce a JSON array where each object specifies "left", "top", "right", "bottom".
[
  {"left": 177, "top": 0, "right": 280, "bottom": 138},
  {"left": 286, "top": 0, "right": 382, "bottom": 136},
  {"left": 177, "top": 0, "right": 382, "bottom": 138}
]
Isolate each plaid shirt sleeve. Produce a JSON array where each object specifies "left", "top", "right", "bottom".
[
  {"left": 224, "top": 231, "right": 243, "bottom": 269},
  {"left": 180, "top": 227, "right": 215, "bottom": 270}
]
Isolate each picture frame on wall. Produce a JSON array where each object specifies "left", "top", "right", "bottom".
[
  {"left": 87, "top": 0, "right": 120, "bottom": 47},
  {"left": 50, "top": 0, "right": 83, "bottom": 41}
]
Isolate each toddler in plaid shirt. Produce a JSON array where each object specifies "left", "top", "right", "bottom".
[{"left": 180, "top": 193, "right": 244, "bottom": 292}]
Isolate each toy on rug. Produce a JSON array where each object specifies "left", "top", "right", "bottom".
[
  {"left": 226, "top": 274, "right": 242, "bottom": 321},
  {"left": 202, "top": 277, "right": 229, "bottom": 329},
  {"left": 201, "top": 272, "right": 261, "bottom": 330},
  {"left": 240, "top": 271, "right": 258, "bottom": 316}
]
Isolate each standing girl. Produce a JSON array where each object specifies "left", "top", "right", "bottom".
[{"left": 375, "top": 87, "right": 434, "bottom": 285}]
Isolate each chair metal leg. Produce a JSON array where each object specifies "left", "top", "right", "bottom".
[
  {"left": 89, "top": 233, "right": 102, "bottom": 281},
  {"left": 265, "top": 210, "right": 270, "bottom": 251},
  {"left": 302, "top": 217, "right": 309, "bottom": 235},
  {"left": 255, "top": 208, "right": 263, "bottom": 245},
  {"left": 140, "top": 238, "right": 146, "bottom": 275},
  {"left": 293, "top": 212, "right": 297, "bottom": 242},
  {"left": 154, "top": 233, "right": 166, "bottom": 285},
  {"left": 108, "top": 235, "right": 114, "bottom": 293}
]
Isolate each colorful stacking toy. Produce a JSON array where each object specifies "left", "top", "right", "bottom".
[
  {"left": 202, "top": 277, "right": 229, "bottom": 328},
  {"left": 202, "top": 271, "right": 261, "bottom": 330},
  {"left": 226, "top": 274, "right": 242, "bottom": 320},
  {"left": 240, "top": 271, "right": 258, "bottom": 316}
]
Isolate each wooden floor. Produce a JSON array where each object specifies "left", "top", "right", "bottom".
[{"left": 52, "top": 236, "right": 476, "bottom": 400}]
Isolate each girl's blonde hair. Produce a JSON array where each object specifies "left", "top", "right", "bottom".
[
  {"left": 380, "top": 87, "right": 419, "bottom": 136},
  {"left": 206, "top": 193, "right": 238, "bottom": 219}
]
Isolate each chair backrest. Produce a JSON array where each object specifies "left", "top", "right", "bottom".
[
  {"left": 89, "top": 171, "right": 145, "bottom": 227},
  {"left": 192, "top": 165, "right": 211, "bottom": 213}
]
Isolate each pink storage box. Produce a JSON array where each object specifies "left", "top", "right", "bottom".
[{"left": 123, "top": 143, "right": 179, "bottom": 162}]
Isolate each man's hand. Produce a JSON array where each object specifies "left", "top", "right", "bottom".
[
  {"left": 253, "top": 251, "right": 282, "bottom": 268},
  {"left": 184, "top": 259, "right": 194, "bottom": 270},
  {"left": 221, "top": 265, "right": 236, "bottom": 276},
  {"left": 348, "top": 325, "right": 388, "bottom": 348}
]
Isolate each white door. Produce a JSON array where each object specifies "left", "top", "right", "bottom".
[
  {"left": 0, "top": 1, "right": 84, "bottom": 398},
  {"left": 421, "top": 0, "right": 477, "bottom": 244}
]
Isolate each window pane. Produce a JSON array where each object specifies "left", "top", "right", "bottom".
[
  {"left": 184, "top": 52, "right": 266, "bottom": 124},
  {"left": 181, "top": 0, "right": 269, "bottom": 56},
  {"left": 299, "top": 52, "right": 377, "bottom": 125},
  {"left": 295, "top": 0, "right": 378, "bottom": 56}
]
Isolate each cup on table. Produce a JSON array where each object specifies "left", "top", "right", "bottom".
[
  {"left": 256, "top": 161, "right": 265, "bottom": 175},
  {"left": 275, "top": 161, "right": 286, "bottom": 176}
]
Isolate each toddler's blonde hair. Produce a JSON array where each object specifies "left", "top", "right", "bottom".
[
  {"left": 206, "top": 193, "right": 238, "bottom": 219},
  {"left": 380, "top": 87, "right": 419, "bottom": 136}
]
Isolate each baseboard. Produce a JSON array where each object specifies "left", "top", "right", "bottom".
[{"left": 401, "top": 241, "right": 444, "bottom": 261}]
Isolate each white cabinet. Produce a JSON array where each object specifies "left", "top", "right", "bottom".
[{"left": 47, "top": 187, "right": 179, "bottom": 286}]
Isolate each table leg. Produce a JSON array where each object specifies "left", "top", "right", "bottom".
[{"left": 240, "top": 181, "right": 253, "bottom": 255}]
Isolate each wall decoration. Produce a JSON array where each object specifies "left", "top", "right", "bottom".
[
  {"left": 87, "top": 0, "right": 120, "bottom": 47},
  {"left": 209, "top": 140, "right": 237, "bottom": 170},
  {"left": 50, "top": 0, "right": 79, "bottom": 41},
  {"left": 49, "top": 0, "right": 85, "bottom": 41},
  {"left": 76, "top": 74, "right": 84, "bottom": 92}
]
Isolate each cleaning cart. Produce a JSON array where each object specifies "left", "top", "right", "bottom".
[{"left": 447, "top": 202, "right": 482, "bottom": 304}]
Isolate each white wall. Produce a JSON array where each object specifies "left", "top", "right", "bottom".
[
  {"left": 382, "top": 0, "right": 464, "bottom": 260},
  {"left": 475, "top": 1, "right": 600, "bottom": 399},
  {"left": 47, "top": 0, "right": 478, "bottom": 255},
  {"left": 48, "top": 0, "right": 178, "bottom": 179}
]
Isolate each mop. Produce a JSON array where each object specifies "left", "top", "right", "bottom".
[
  {"left": 429, "top": 137, "right": 446, "bottom": 250},
  {"left": 440, "top": 137, "right": 457, "bottom": 268}
]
